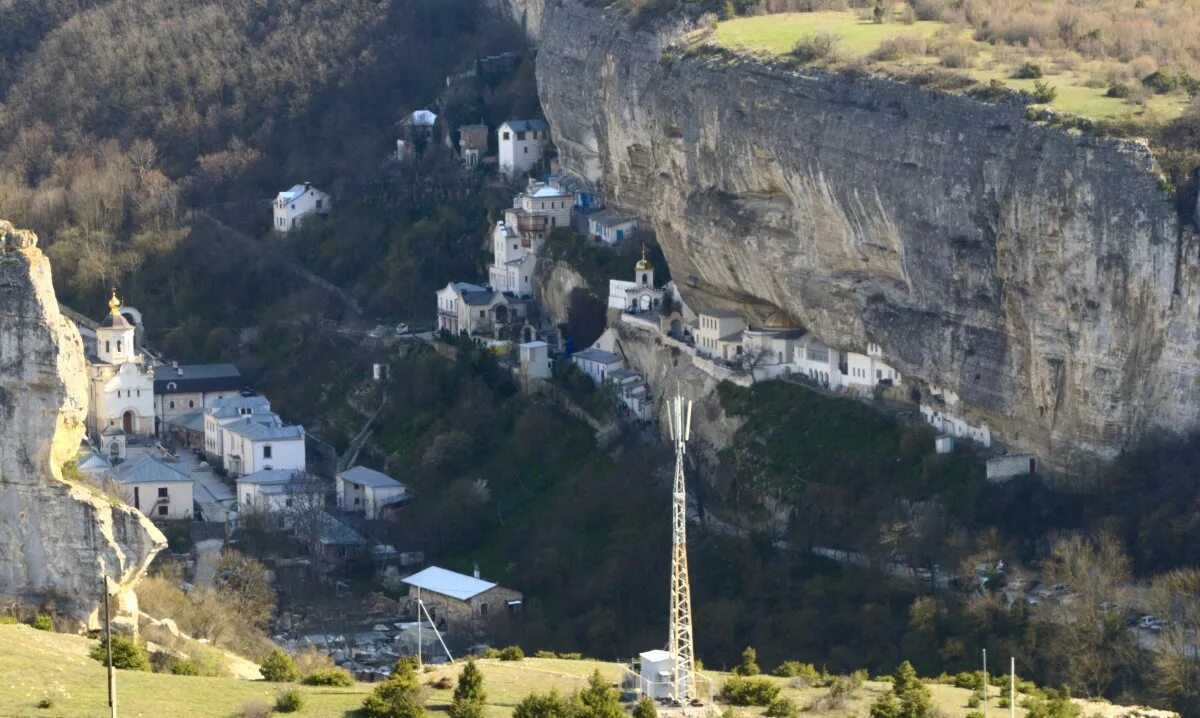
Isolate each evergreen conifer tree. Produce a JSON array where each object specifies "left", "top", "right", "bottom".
[{"left": 449, "top": 659, "right": 486, "bottom": 718}]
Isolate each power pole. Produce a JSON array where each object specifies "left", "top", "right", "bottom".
[
  {"left": 982, "top": 649, "right": 988, "bottom": 718},
  {"left": 103, "top": 576, "right": 117, "bottom": 718},
  {"left": 667, "top": 396, "right": 696, "bottom": 705},
  {"left": 1010, "top": 658, "right": 1016, "bottom": 718}
]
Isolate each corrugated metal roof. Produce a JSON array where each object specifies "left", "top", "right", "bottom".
[
  {"left": 237, "top": 468, "right": 302, "bottom": 485},
  {"left": 338, "top": 466, "right": 403, "bottom": 489},
  {"left": 154, "top": 363, "right": 242, "bottom": 394},
  {"left": 402, "top": 566, "right": 496, "bottom": 601},
  {"left": 114, "top": 454, "right": 192, "bottom": 485}
]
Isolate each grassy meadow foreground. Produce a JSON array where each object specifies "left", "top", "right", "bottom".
[{"left": 0, "top": 624, "right": 1170, "bottom": 718}]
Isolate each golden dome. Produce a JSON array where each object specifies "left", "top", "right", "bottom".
[
  {"left": 635, "top": 244, "right": 654, "bottom": 271},
  {"left": 107, "top": 288, "right": 122, "bottom": 317}
]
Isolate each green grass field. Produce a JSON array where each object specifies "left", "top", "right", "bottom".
[
  {"left": 704, "top": 11, "right": 1191, "bottom": 126},
  {"left": 0, "top": 624, "right": 1157, "bottom": 718}
]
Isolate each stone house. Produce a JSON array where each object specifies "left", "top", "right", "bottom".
[
  {"left": 336, "top": 466, "right": 408, "bottom": 519},
  {"left": 402, "top": 566, "right": 523, "bottom": 635}
]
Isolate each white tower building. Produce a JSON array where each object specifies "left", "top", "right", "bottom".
[{"left": 87, "top": 290, "right": 155, "bottom": 442}]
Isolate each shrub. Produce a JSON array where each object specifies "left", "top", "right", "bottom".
[
  {"left": 1023, "top": 693, "right": 1082, "bottom": 718},
  {"left": 363, "top": 658, "right": 425, "bottom": 718},
  {"left": 1014, "top": 62, "right": 1044, "bottom": 79},
  {"left": 31, "top": 614, "right": 53, "bottom": 631},
  {"left": 171, "top": 659, "right": 202, "bottom": 676},
  {"left": 1106, "top": 83, "right": 1131, "bottom": 98},
  {"left": 243, "top": 699, "right": 272, "bottom": 718},
  {"left": 1031, "top": 81, "right": 1058, "bottom": 103},
  {"left": 871, "top": 34, "right": 925, "bottom": 61},
  {"left": 295, "top": 646, "right": 335, "bottom": 676},
  {"left": 0, "top": 616, "right": 19, "bottom": 625},
  {"left": 498, "top": 645, "right": 524, "bottom": 661},
  {"left": 275, "top": 689, "right": 304, "bottom": 714},
  {"left": 36, "top": 697, "right": 54, "bottom": 710},
  {"left": 303, "top": 667, "right": 355, "bottom": 686},
  {"left": 953, "top": 671, "right": 982, "bottom": 690},
  {"left": 734, "top": 646, "right": 760, "bottom": 676},
  {"left": 534, "top": 650, "right": 557, "bottom": 659},
  {"left": 765, "top": 697, "right": 798, "bottom": 718},
  {"left": 260, "top": 648, "right": 300, "bottom": 682},
  {"left": 431, "top": 676, "right": 454, "bottom": 690},
  {"left": 791, "top": 33, "right": 840, "bottom": 63},
  {"left": 1144, "top": 69, "right": 1178, "bottom": 94},
  {"left": 721, "top": 676, "right": 781, "bottom": 706},
  {"left": 970, "top": 79, "right": 1017, "bottom": 102},
  {"left": 938, "top": 42, "right": 977, "bottom": 69},
  {"left": 514, "top": 690, "right": 572, "bottom": 718},
  {"left": 967, "top": 693, "right": 981, "bottom": 708},
  {"left": 559, "top": 652, "right": 582, "bottom": 660},
  {"left": 773, "top": 661, "right": 821, "bottom": 682},
  {"left": 89, "top": 635, "right": 151, "bottom": 671},
  {"left": 633, "top": 696, "right": 658, "bottom": 718},
  {"left": 449, "top": 659, "right": 486, "bottom": 718},
  {"left": 481, "top": 647, "right": 501, "bottom": 659}
]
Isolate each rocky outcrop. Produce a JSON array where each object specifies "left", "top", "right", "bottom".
[
  {"left": 519, "top": 0, "right": 1200, "bottom": 473},
  {"left": 0, "top": 220, "right": 165, "bottom": 629},
  {"left": 534, "top": 261, "right": 591, "bottom": 328}
]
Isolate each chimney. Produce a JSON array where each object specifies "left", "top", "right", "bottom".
[
  {"left": 473, "top": 564, "right": 480, "bottom": 580},
  {"left": 304, "top": 181, "right": 312, "bottom": 191}
]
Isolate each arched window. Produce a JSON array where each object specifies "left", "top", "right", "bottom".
[
  {"left": 169, "top": 401, "right": 175, "bottom": 409},
  {"left": 188, "top": 400, "right": 194, "bottom": 408},
  {"left": 117, "top": 340, "right": 122, "bottom": 352},
  {"left": 105, "top": 341, "right": 111, "bottom": 353}
]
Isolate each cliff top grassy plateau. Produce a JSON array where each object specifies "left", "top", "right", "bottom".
[{"left": 689, "top": 1, "right": 1200, "bottom": 129}]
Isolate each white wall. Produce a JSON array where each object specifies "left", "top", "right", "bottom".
[
  {"left": 498, "top": 125, "right": 546, "bottom": 176},
  {"left": 129, "top": 481, "right": 194, "bottom": 520},
  {"left": 274, "top": 187, "right": 330, "bottom": 232}
]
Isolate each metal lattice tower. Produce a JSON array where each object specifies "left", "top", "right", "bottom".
[{"left": 667, "top": 396, "right": 697, "bottom": 704}]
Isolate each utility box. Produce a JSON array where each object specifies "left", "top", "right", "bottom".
[
  {"left": 519, "top": 341, "right": 551, "bottom": 380},
  {"left": 639, "top": 650, "right": 673, "bottom": 700}
]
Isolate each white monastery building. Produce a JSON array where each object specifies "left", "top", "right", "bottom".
[
  {"left": 203, "top": 395, "right": 274, "bottom": 463},
  {"left": 336, "top": 466, "right": 408, "bottom": 519},
  {"left": 587, "top": 211, "right": 637, "bottom": 245},
  {"left": 498, "top": 120, "right": 549, "bottom": 176},
  {"left": 572, "top": 347, "right": 624, "bottom": 384},
  {"left": 488, "top": 182, "right": 571, "bottom": 296},
  {"left": 435, "top": 282, "right": 516, "bottom": 336},
  {"left": 86, "top": 291, "right": 155, "bottom": 440},
  {"left": 237, "top": 468, "right": 306, "bottom": 512},
  {"left": 221, "top": 417, "right": 305, "bottom": 478},
  {"left": 696, "top": 310, "right": 747, "bottom": 360},
  {"left": 154, "top": 363, "right": 242, "bottom": 432},
  {"left": 112, "top": 454, "right": 194, "bottom": 520},
  {"left": 273, "top": 182, "right": 330, "bottom": 232}
]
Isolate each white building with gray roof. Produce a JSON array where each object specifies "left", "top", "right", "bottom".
[
  {"left": 112, "top": 453, "right": 194, "bottom": 520},
  {"left": 221, "top": 416, "right": 305, "bottom": 478},
  {"left": 337, "top": 466, "right": 408, "bottom": 519}
]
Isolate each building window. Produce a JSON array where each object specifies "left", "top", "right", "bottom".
[
  {"left": 517, "top": 131, "right": 526, "bottom": 140},
  {"left": 136, "top": 389, "right": 140, "bottom": 397},
  {"left": 480, "top": 602, "right": 488, "bottom": 617},
  {"left": 105, "top": 341, "right": 111, "bottom": 353},
  {"left": 263, "top": 444, "right": 272, "bottom": 459},
  {"left": 285, "top": 499, "right": 294, "bottom": 508},
  {"left": 158, "top": 505, "right": 168, "bottom": 516},
  {"left": 354, "top": 497, "right": 361, "bottom": 505},
  {"left": 158, "top": 487, "right": 168, "bottom": 498},
  {"left": 523, "top": 147, "right": 528, "bottom": 154},
  {"left": 316, "top": 199, "right": 323, "bottom": 209},
  {"left": 502, "top": 131, "right": 510, "bottom": 140},
  {"left": 117, "top": 340, "right": 122, "bottom": 352}
]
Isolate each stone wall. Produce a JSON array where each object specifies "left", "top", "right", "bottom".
[
  {"left": 518, "top": 0, "right": 1200, "bottom": 473},
  {"left": 0, "top": 220, "right": 165, "bottom": 629}
]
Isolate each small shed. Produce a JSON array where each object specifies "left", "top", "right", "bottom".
[
  {"left": 934, "top": 435, "right": 954, "bottom": 454},
  {"left": 639, "top": 650, "right": 672, "bottom": 700},
  {"left": 337, "top": 466, "right": 407, "bottom": 519}
]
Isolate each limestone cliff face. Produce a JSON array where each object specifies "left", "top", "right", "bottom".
[
  {"left": 534, "top": 261, "right": 591, "bottom": 328},
  {"left": 0, "top": 221, "right": 165, "bottom": 629},
  {"left": 521, "top": 0, "right": 1200, "bottom": 472}
]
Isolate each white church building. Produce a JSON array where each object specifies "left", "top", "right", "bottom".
[
  {"left": 86, "top": 291, "right": 155, "bottom": 441},
  {"left": 488, "top": 182, "right": 571, "bottom": 296}
]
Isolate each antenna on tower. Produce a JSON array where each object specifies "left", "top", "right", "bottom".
[{"left": 667, "top": 395, "right": 697, "bottom": 705}]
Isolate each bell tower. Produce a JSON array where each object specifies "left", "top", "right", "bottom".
[
  {"left": 635, "top": 244, "right": 654, "bottom": 288},
  {"left": 96, "top": 289, "right": 136, "bottom": 364}
]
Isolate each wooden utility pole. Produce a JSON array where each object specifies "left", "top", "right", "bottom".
[
  {"left": 1010, "top": 658, "right": 1016, "bottom": 718},
  {"left": 103, "top": 576, "right": 117, "bottom": 718},
  {"left": 982, "top": 649, "right": 988, "bottom": 718}
]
